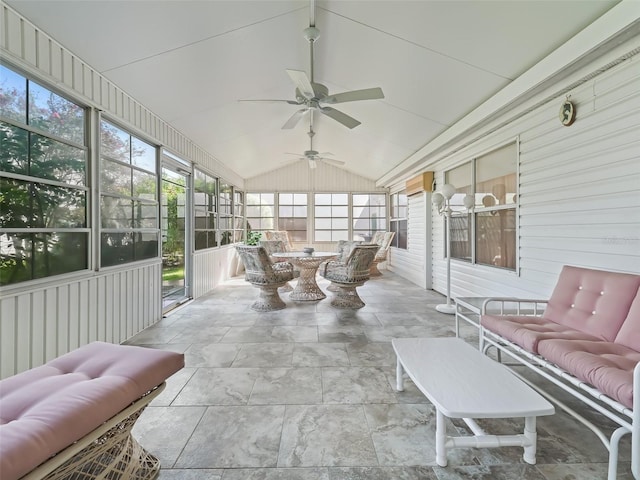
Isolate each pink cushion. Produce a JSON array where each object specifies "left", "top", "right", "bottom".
[
  {"left": 0, "top": 342, "right": 184, "bottom": 480},
  {"left": 615, "top": 290, "right": 640, "bottom": 351},
  {"left": 543, "top": 266, "right": 640, "bottom": 341},
  {"left": 537, "top": 339, "right": 639, "bottom": 408},
  {"left": 481, "top": 314, "right": 601, "bottom": 354}
]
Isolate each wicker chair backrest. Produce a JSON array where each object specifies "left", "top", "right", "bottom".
[
  {"left": 263, "top": 231, "right": 292, "bottom": 251},
  {"left": 235, "top": 245, "right": 274, "bottom": 276},
  {"left": 260, "top": 240, "right": 286, "bottom": 256}
]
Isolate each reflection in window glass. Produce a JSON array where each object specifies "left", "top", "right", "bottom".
[
  {"left": 0, "top": 65, "right": 27, "bottom": 123},
  {"left": 476, "top": 210, "right": 516, "bottom": 269},
  {"left": 101, "top": 159, "right": 130, "bottom": 196},
  {"left": 246, "top": 193, "right": 275, "bottom": 237},
  {"left": 0, "top": 66, "right": 88, "bottom": 285},
  {"left": 278, "top": 193, "right": 307, "bottom": 242},
  {"left": 100, "top": 119, "right": 159, "bottom": 266},
  {"left": 194, "top": 169, "right": 218, "bottom": 250},
  {"left": 444, "top": 141, "right": 517, "bottom": 270},
  {"left": 101, "top": 197, "right": 132, "bottom": 228},
  {"left": 0, "top": 123, "right": 29, "bottom": 174},
  {"left": 314, "top": 193, "right": 348, "bottom": 242},
  {"left": 131, "top": 137, "right": 156, "bottom": 173},
  {"left": 352, "top": 193, "right": 386, "bottom": 241},
  {"left": 389, "top": 192, "right": 407, "bottom": 249},
  {"left": 0, "top": 232, "right": 88, "bottom": 285}
]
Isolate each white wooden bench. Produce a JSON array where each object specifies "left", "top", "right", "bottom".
[{"left": 392, "top": 337, "right": 555, "bottom": 467}]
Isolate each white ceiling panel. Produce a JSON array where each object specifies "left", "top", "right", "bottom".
[{"left": 5, "top": 0, "right": 621, "bottom": 181}]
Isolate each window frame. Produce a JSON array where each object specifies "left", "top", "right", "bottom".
[
  {"left": 444, "top": 139, "right": 519, "bottom": 272},
  {"left": 193, "top": 168, "right": 218, "bottom": 250},
  {"left": 1, "top": 64, "right": 91, "bottom": 287},
  {"left": 98, "top": 116, "right": 160, "bottom": 269},
  {"left": 389, "top": 191, "right": 408, "bottom": 249}
]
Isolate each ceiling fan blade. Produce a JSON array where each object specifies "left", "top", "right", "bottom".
[
  {"left": 286, "top": 69, "right": 315, "bottom": 99},
  {"left": 282, "top": 109, "right": 308, "bottom": 129},
  {"left": 320, "top": 158, "right": 345, "bottom": 166},
  {"left": 320, "top": 107, "right": 361, "bottom": 129},
  {"left": 238, "top": 99, "right": 301, "bottom": 105},
  {"left": 321, "top": 87, "right": 384, "bottom": 105}
]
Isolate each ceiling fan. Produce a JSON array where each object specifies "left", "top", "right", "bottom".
[
  {"left": 285, "top": 123, "right": 345, "bottom": 169},
  {"left": 240, "top": 7, "right": 384, "bottom": 130}
]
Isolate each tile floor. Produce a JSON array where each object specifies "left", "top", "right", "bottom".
[{"left": 128, "top": 271, "right": 634, "bottom": 479}]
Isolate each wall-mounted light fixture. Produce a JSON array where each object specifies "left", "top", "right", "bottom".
[{"left": 432, "top": 184, "right": 474, "bottom": 315}]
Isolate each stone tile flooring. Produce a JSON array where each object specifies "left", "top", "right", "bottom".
[{"left": 128, "top": 272, "right": 633, "bottom": 479}]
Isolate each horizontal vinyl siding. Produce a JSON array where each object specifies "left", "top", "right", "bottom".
[
  {"left": 388, "top": 192, "right": 428, "bottom": 288},
  {"left": 0, "top": 263, "right": 161, "bottom": 378},
  {"left": 430, "top": 51, "right": 640, "bottom": 301}
]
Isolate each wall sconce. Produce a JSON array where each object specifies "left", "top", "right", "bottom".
[{"left": 432, "top": 184, "right": 474, "bottom": 315}]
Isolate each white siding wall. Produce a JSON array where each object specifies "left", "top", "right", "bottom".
[
  {"left": 388, "top": 192, "right": 431, "bottom": 289},
  {"left": 0, "top": 263, "right": 161, "bottom": 378},
  {"left": 428, "top": 50, "right": 640, "bottom": 301},
  {"left": 192, "top": 247, "right": 241, "bottom": 298},
  {"left": 0, "top": 2, "right": 241, "bottom": 378}
]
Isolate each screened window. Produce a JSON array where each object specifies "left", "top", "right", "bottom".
[
  {"left": 219, "top": 182, "right": 234, "bottom": 246},
  {"left": 246, "top": 193, "right": 275, "bottom": 234},
  {"left": 194, "top": 169, "right": 217, "bottom": 250},
  {"left": 1, "top": 65, "right": 89, "bottom": 286},
  {"left": 234, "top": 190, "right": 245, "bottom": 243},
  {"left": 445, "top": 142, "right": 517, "bottom": 270},
  {"left": 352, "top": 193, "right": 386, "bottom": 242},
  {"left": 100, "top": 119, "right": 159, "bottom": 267},
  {"left": 278, "top": 193, "right": 307, "bottom": 242},
  {"left": 314, "top": 193, "right": 349, "bottom": 242},
  {"left": 389, "top": 192, "right": 407, "bottom": 249}
]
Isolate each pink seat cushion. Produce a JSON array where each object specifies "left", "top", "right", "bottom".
[
  {"left": 0, "top": 342, "right": 184, "bottom": 480},
  {"left": 481, "top": 314, "right": 601, "bottom": 354},
  {"left": 615, "top": 290, "right": 640, "bottom": 351},
  {"left": 543, "top": 265, "right": 640, "bottom": 341},
  {"left": 537, "top": 339, "right": 639, "bottom": 408}
]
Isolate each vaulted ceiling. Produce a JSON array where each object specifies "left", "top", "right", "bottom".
[{"left": 6, "top": 0, "right": 620, "bottom": 182}]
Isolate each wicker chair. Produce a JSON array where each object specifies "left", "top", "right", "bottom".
[
  {"left": 326, "top": 240, "right": 363, "bottom": 292},
  {"left": 259, "top": 240, "right": 298, "bottom": 292},
  {"left": 319, "top": 244, "right": 379, "bottom": 309},
  {"left": 235, "top": 245, "right": 295, "bottom": 311},
  {"left": 263, "top": 231, "right": 293, "bottom": 252},
  {"left": 369, "top": 231, "right": 395, "bottom": 276}
]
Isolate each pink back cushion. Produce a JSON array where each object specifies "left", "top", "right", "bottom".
[
  {"left": 615, "top": 290, "right": 640, "bottom": 351},
  {"left": 543, "top": 266, "right": 640, "bottom": 341}
]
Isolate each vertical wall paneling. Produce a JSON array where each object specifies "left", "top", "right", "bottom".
[
  {"left": 0, "top": 263, "right": 162, "bottom": 378},
  {"left": 15, "top": 295, "right": 30, "bottom": 373},
  {"left": 31, "top": 290, "right": 45, "bottom": 368},
  {"left": 0, "top": 297, "right": 16, "bottom": 378}
]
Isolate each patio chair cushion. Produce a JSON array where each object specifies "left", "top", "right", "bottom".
[
  {"left": 0, "top": 342, "right": 184, "bottom": 480},
  {"left": 537, "top": 339, "right": 640, "bottom": 408}
]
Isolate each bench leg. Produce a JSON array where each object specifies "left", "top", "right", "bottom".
[
  {"left": 523, "top": 416, "right": 537, "bottom": 464},
  {"left": 396, "top": 357, "right": 405, "bottom": 392},
  {"left": 436, "top": 410, "right": 448, "bottom": 467}
]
